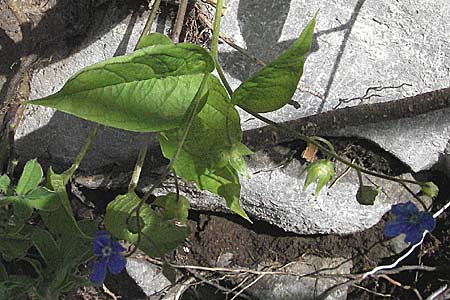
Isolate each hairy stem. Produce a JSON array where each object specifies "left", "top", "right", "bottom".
[{"left": 63, "top": 124, "right": 100, "bottom": 182}]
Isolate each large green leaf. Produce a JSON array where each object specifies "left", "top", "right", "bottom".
[
  {"left": 29, "top": 43, "right": 215, "bottom": 132},
  {"left": 105, "top": 192, "right": 189, "bottom": 257},
  {"left": 158, "top": 77, "right": 250, "bottom": 220},
  {"left": 16, "top": 159, "right": 43, "bottom": 195},
  {"left": 231, "top": 15, "right": 316, "bottom": 112}
]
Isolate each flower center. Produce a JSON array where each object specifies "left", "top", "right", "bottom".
[
  {"left": 102, "top": 246, "right": 113, "bottom": 257},
  {"left": 409, "top": 214, "right": 419, "bottom": 224}
]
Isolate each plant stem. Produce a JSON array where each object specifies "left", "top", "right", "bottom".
[
  {"left": 210, "top": 0, "right": 233, "bottom": 96},
  {"left": 128, "top": 138, "right": 149, "bottom": 192},
  {"left": 135, "top": 0, "right": 162, "bottom": 50},
  {"left": 172, "top": 0, "right": 188, "bottom": 43},
  {"left": 63, "top": 124, "right": 100, "bottom": 181},
  {"left": 210, "top": 0, "right": 224, "bottom": 60}
]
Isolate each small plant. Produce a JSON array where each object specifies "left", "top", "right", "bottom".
[{"left": 1, "top": 0, "right": 444, "bottom": 297}]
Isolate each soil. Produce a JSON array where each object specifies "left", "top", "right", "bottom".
[{"left": 1, "top": 1, "right": 450, "bottom": 300}]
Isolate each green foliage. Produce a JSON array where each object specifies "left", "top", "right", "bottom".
[
  {"left": 16, "top": 159, "right": 43, "bottom": 195},
  {"left": 356, "top": 185, "right": 380, "bottom": 205},
  {"left": 30, "top": 43, "right": 215, "bottom": 132},
  {"left": 153, "top": 193, "right": 190, "bottom": 223},
  {"left": 303, "top": 159, "right": 335, "bottom": 196},
  {"left": 422, "top": 181, "right": 439, "bottom": 198},
  {"left": 0, "top": 175, "right": 10, "bottom": 193},
  {"left": 136, "top": 32, "right": 173, "bottom": 50},
  {"left": 105, "top": 192, "right": 189, "bottom": 257},
  {"left": 0, "top": 160, "right": 94, "bottom": 299},
  {"left": 231, "top": 15, "right": 316, "bottom": 112}
]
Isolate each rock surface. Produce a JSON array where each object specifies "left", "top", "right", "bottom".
[
  {"left": 219, "top": 0, "right": 450, "bottom": 172},
  {"left": 246, "top": 255, "right": 352, "bottom": 300},
  {"left": 7, "top": 0, "right": 448, "bottom": 234}
]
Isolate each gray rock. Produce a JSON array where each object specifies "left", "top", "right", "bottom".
[
  {"left": 126, "top": 258, "right": 172, "bottom": 298},
  {"left": 246, "top": 255, "right": 352, "bottom": 300},
  {"left": 219, "top": 0, "right": 450, "bottom": 172},
  {"left": 184, "top": 145, "right": 421, "bottom": 234}
]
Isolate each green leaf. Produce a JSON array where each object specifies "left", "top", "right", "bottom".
[
  {"left": 0, "top": 234, "right": 32, "bottom": 261},
  {"left": 162, "top": 263, "right": 177, "bottom": 284},
  {"left": 153, "top": 193, "right": 190, "bottom": 224},
  {"left": 40, "top": 168, "right": 85, "bottom": 237},
  {"left": 0, "top": 175, "right": 10, "bottom": 193},
  {"left": 422, "top": 181, "right": 439, "bottom": 198},
  {"left": 23, "top": 187, "right": 60, "bottom": 211},
  {"left": 136, "top": 33, "right": 173, "bottom": 50},
  {"left": 303, "top": 159, "right": 335, "bottom": 196},
  {"left": 231, "top": 15, "right": 316, "bottom": 112},
  {"left": 158, "top": 76, "right": 250, "bottom": 221},
  {"left": 356, "top": 185, "right": 380, "bottom": 205},
  {"left": 105, "top": 192, "right": 189, "bottom": 257},
  {"left": 16, "top": 159, "right": 43, "bottom": 195},
  {"left": 31, "top": 228, "right": 61, "bottom": 270},
  {"left": 30, "top": 43, "right": 215, "bottom": 132}
]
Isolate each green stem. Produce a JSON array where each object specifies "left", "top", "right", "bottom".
[
  {"left": 63, "top": 124, "right": 100, "bottom": 182},
  {"left": 245, "top": 110, "right": 423, "bottom": 186},
  {"left": 128, "top": 138, "right": 149, "bottom": 192},
  {"left": 211, "top": 0, "right": 224, "bottom": 60},
  {"left": 135, "top": 0, "right": 161, "bottom": 50}
]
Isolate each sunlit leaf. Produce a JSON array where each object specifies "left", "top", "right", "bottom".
[
  {"left": 16, "top": 159, "right": 43, "bottom": 195},
  {"left": 30, "top": 43, "right": 215, "bottom": 132},
  {"left": 136, "top": 33, "right": 173, "bottom": 50},
  {"left": 231, "top": 15, "right": 316, "bottom": 112}
]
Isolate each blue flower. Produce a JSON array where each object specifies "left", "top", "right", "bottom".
[
  {"left": 384, "top": 201, "right": 436, "bottom": 244},
  {"left": 90, "top": 231, "right": 127, "bottom": 285}
]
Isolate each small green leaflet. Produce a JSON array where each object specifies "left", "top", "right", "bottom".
[
  {"left": 105, "top": 192, "right": 189, "bottom": 257},
  {"left": 303, "top": 159, "right": 335, "bottom": 196},
  {"left": 0, "top": 175, "right": 10, "bottom": 193},
  {"left": 40, "top": 168, "right": 85, "bottom": 237},
  {"left": 136, "top": 33, "right": 173, "bottom": 50},
  {"left": 16, "top": 159, "right": 43, "bottom": 195},
  {"left": 30, "top": 43, "right": 215, "bottom": 132},
  {"left": 232, "top": 15, "right": 316, "bottom": 113}
]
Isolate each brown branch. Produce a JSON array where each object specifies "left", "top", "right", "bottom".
[
  {"left": 243, "top": 87, "right": 450, "bottom": 150},
  {"left": 172, "top": 0, "right": 189, "bottom": 42}
]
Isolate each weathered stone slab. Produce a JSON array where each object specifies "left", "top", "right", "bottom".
[
  {"left": 219, "top": 0, "right": 450, "bottom": 172},
  {"left": 246, "top": 255, "right": 352, "bottom": 300}
]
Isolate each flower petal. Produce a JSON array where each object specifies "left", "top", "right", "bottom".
[
  {"left": 108, "top": 254, "right": 126, "bottom": 275},
  {"left": 94, "top": 235, "right": 111, "bottom": 256},
  {"left": 384, "top": 220, "right": 409, "bottom": 237},
  {"left": 90, "top": 257, "right": 107, "bottom": 285},
  {"left": 391, "top": 202, "right": 418, "bottom": 216},
  {"left": 111, "top": 240, "right": 125, "bottom": 254},
  {"left": 419, "top": 213, "right": 436, "bottom": 232},
  {"left": 404, "top": 224, "right": 424, "bottom": 244}
]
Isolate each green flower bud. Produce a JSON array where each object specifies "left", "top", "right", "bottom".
[
  {"left": 356, "top": 185, "right": 380, "bottom": 205},
  {"left": 303, "top": 159, "right": 335, "bottom": 196},
  {"left": 422, "top": 181, "right": 439, "bottom": 198}
]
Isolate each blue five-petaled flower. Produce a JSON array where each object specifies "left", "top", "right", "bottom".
[
  {"left": 384, "top": 201, "right": 436, "bottom": 244},
  {"left": 90, "top": 231, "right": 127, "bottom": 285}
]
